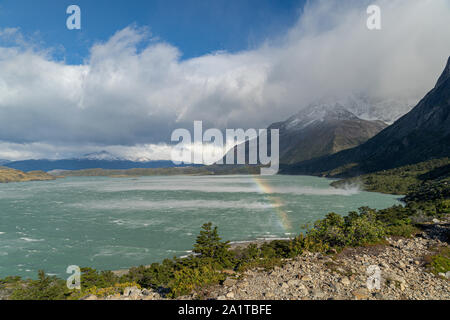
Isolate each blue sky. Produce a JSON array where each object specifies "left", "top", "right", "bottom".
[
  {"left": 0, "top": 0, "right": 449, "bottom": 160},
  {"left": 0, "top": 0, "right": 305, "bottom": 64}
]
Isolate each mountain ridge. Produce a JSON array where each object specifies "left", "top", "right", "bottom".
[
  {"left": 223, "top": 104, "right": 387, "bottom": 165},
  {"left": 284, "top": 56, "right": 450, "bottom": 177},
  {"left": 3, "top": 158, "right": 195, "bottom": 173}
]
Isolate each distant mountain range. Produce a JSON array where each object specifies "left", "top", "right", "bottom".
[
  {"left": 80, "top": 151, "right": 123, "bottom": 161},
  {"left": 223, "top": 104, "right": 387, "bottom": 165},
  {"left": 2, "top": 151, "right": 196, "bottom": 172},
  {"left": 284, "top": 56, "right": 450, "bottom": 177}
]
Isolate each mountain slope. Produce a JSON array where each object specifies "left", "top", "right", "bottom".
[
  {"left": 0, "top": 167, "right": 55, "bottom": 183},
  {"left": 270, "top": 105, "right": 387, "bottom": 164},
  {"left": 223, "top": 105, "right": 387, "bottom": 165},
  {"left": 285, "top": 56, "right": 450, "bottom": 176}
]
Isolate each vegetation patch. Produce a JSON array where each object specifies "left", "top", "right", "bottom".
[
  {"left": 331, "top": 158, "right": 450, "bottom": 195},
  {"left": 424, "top": 246, "right": 450, "bottom": 276},
  {"left": 0, "top": 167, "right": 55, "bottom": 183}
]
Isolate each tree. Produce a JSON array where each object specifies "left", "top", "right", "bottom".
[{"left": 193, "top": 223, "right": 232, "bottom": 267}]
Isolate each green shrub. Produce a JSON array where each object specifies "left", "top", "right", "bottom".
[
  {"left": 79, "top": 267, "right": 118, "bottom": 290},
  {"left": 10, "top": 270, "right": 70, "bottom": 300},
  {"left": 168, "top": 265, "right": 225, "bottom": 298},
  {"left": 307, "top": 209, "right": 386, "bottom": 248},
  {"left": 426, "top": 247, "right": 450, "bottom": 275}
]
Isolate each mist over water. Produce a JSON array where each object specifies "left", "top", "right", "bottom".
[{"left": 0, "top": 175, "right": 400, "bottom": 278}]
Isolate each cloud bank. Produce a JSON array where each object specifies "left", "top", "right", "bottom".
[{"left": 1, "top": 0, "right": 450, "bottom": 160}]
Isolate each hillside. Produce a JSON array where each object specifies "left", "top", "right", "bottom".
[
  {"left": 331, "top": 158, "right": 450, "bottom": 195},
  {"left": 284, "top": 56, "right": 450, "bottom": 177},
  {"left": 223, "top": 104, "right": 387, "bottom": 165},
  {"left": 271, "top": 105, "right": 387, "bottom": 164},
  {"left": 53, "top": 164, "right": 260, "bottom": 177},
  {"left": 0, "top": 167, "right": 55, "bottom": 183}
]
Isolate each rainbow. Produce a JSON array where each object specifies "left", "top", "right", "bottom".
[{"left": 252, "top": 176, "right": 292, "bottom": 232}]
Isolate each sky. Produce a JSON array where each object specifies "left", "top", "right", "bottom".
[
  {"left": 0, "top": 0, "right": 304, "bottom": 64},
  {"left": 1, "top": 0, "right": 450, "bottom": 161}
]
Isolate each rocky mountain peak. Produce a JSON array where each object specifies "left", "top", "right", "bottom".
[
  {"left": 435, "top": 56, "right": 450, "bottom": 89},
  {"left": 80, "top": 151, "right": 120, "bottom": 161},
  {"left": 282, "top": 103, "right": 360, "bottom": 132}
]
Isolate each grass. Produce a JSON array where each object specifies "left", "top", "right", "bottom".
[
  {"left": 0, "top": 167, "right": 55, "bottom": 183},
  {"left": 424, "top": 246, "right": 450, "bottom": 275}
]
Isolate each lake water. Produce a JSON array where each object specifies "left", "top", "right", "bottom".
[{"left": 0, "top": 175, "right": 401, "bottom": 278}]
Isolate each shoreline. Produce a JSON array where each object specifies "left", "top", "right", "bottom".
[{"left": 112, "top": 237, "right": 293, "bottom": 277}]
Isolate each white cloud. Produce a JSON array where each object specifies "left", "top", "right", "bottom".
[{"left": 1, "top": 0, "right": 450, "bottom": 160}]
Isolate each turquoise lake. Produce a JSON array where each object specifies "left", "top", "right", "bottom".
[{"left": 0, "top": 175, "right": 402, "bottom": 278}]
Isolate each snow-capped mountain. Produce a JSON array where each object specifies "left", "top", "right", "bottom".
[
  {"left": 288, "top": 56, "right": 450, "bottom": 176},
  {"left": 79, "top": 151, "right": 122, "bottom": 161},
  {"left": 224, "top": 103, "right": 388, "bottom": 165},
  {"left": 281, "top": 103, "right": 360, "bottom": 132},
  {"left": 318, "top": 94, "right": 417, "bottom": 124},
  {"left": 2, "top": 150, "right": 194, "bottom": 172}
]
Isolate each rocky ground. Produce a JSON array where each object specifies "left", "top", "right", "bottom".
[{"left": 87, "top": 219, "right": 449, "bottom": 301}]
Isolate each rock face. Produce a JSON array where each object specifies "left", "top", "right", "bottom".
[
  {"left": 287, "top": 56, "right": 450, "bottom": 176},
  {"left": 223, "top": 104, "right": 387, "bottom": 165}
]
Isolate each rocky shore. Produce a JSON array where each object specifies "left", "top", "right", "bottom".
[{"left": 85, "top": 219, "right": 450, "bottom": 301}]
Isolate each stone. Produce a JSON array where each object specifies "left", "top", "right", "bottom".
[
  {"left": 83, "top": 294, "right": 98, "bottom": 300},
  {"left": 340, "top": 277, "right": 351, "bottom": 286},
  {"left": 123, "top": 287, "right": 133, "bottom": 296},
  {"left": 311, "top": 289, "right": 325, "bottom": 299},
  {"left": 226, "top": 291, "right": 235, "bottom": 299},
  {"left": 223, "top": 278, "right": 238, "bottom": 287},
  {"left": 301, "top": 275, "right": 312, "bottom": 281},
  {"left": 372, "top": 292, "right": 383, "bottom": 299},
  {"left": 281, "top": 282, "right": 289, "bottom": 289},
  {"left": 389, "top": 274, "right": 406, "bottom": 284},
  {"left": 400, "top": 283, "right": 407, "bottom": 291},
  {"left": 352, "top": 288, "right": 370, "bottom": 300},
  {"left": 222, "top": 269, "right": 236, "bottom": 275},
  {"left": 288, "top": 279, "right": 300, "bottom": 287},
  {"left": 123, "top": 286, "right": 142, "bottom": 299}
]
